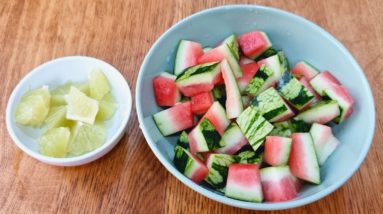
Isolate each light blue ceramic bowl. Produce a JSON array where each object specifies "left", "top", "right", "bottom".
[{"left": 136, "top": 5, "right": 375, "bottom": 210}]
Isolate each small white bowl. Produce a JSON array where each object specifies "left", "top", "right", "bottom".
[{"left": 6, "top": 56, "right": 132, "bottom": 166}]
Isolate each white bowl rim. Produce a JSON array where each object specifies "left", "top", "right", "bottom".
[
  {"left": 136, "top": 4, "right": 375, "bottom": 210},
  {"left": 6, "top": 55, "right": 132, "bottom": 166}
]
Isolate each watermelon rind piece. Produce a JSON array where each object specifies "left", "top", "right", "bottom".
[
  {"left": 323, "top": 85, "right": 354, "bottom": 124},
  {"left": 175, "top": 62, "right": 221, "bottom": 96},
  {"left": 245, "top": 64, "right": 274, "bottom": 96},
  {"left": 199, "top": 44, "right": 242, "bottom": 78},
  {"left": 269, "top": 121, "right": 293, "bottom": 137},
  {"left": 277, "top": 51, "right": 290, "bottom": 73},
  {"left": 250, "top": 87, "right": 294, "bottom": 122},
  {"left": 189, "top": 118, "right": 223, "bottom": 153},
  {"left": 277, "top": 72, "right": 314, "bottom": 110},
  {"left": 310, "top": 123, "right": 340, "bottom": 165},
  {"left": 223, "top": 34, "right": 240, "bottom": 61},
  {"left": 238, "top": 62, "right": 260, "bottom": 92},
  {"left": 295, "top": 100, "right": 340, "bottom": 124},
  {"left": 153, "top": 72, "right": 181, "bottom": 107},
  {"left": 215, "top": 123, "right": 248, "bottom": 155},
  {"left": 291, "top": 61, "right": 320, "bottom": 80},
  {"left": 152, "top": 102, "right": 194, "bottom": 136},
  {"left": 258, "top": 54, "right": 285, "bottom": 88},
  {"left": 221, "top": 60, "right": 243, "bottom": 119},
  {"left": 264, "top": 136, "right": 292, "bottom": 166},
  {"left": 260, "top": 166, "right": 299, "bottom": 202},
  {"left": 270, "top": 119, "right": 311, "bottom": 137},
  {"left": 309, "top": 71, "right": 341, "bottom": 96},
  {"left": 255, "top": 47, "right": 277, "bottom": 61},
  {"left": 174, "top": 40, "right": 203, "bottom": 75},
  {"left": 173, "top": 145, "right": 208, "bottom": 183},
  {"left": 200, "top": 101, "right": 230, "bottom": 135},
  {"left": 290, "top": 118, "right": 311, "bottom": 133},
  {"left": 235, "top": 150, "right": 264, "bottom": 165},
  {"left": 176, "top": 131, "right": 189, "bottom": 149},
  {"left": 205, "top": 153, "right": 236, "bottom": 190},
  {"left": 236, "top": 106, "right": 274, "bottom": 151},
  {"left": 289, "top": 133, "right": 320, "bottom": 184},
  {"left": 238, "top": 31, "right": 272, "bottom": 59},
  {"left": 225, "top": 164, "right": 264, "bottom": 202}
]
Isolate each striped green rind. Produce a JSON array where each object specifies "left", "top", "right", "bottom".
[
  {"left": 277, "top": 51, "right": 290, "bottom": 73},
  {"left": 176, "top": 131, "right": 189, "bottom": 149},
  {"left": 221, "top": 44, "right": 242, "bottom": 78},
  {"left": 255, "top": 47, "right": 277, "bottom": 61},
  {"left": 212, "top": 85, "right": 226, "bottom": 106},
  {"left": 236, "top": 151, "right": 264, "bottom": 164},
  {"left": 199, "top": 118, "right": 223, "bottom": 150},
  {"left": 174, "top": 145, "right": 206, "bottom": 178},
  {"left": 245, "top": 64, "right": 274, "bottom": 96},
  {"left": 269, "top": 121, "right": 292, "bottom": 137},
  {"left": 173, "top": 145, "right": 192, "bottom": 174},
  {"left": 176, "top": 62, "right": 220, "bottom": 81},
  {"left": 251, "top": 87, "right": 290, "bottom": 122},
  {"left": 223, "top": 34, "right": 240, "bottom": 61},
  {"left": 277, "top": 72, "right": 314, "bottom": 110},
  {"left": 236, "top": 106, "right": 274, "bottom": 151},
  {"left": 290, "top": 119, "right": 311, "bottom": 132},
  {"left": 205, "top": 154, "right": 236, "bottom": 189}
]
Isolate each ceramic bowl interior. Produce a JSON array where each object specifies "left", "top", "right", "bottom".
[
  {"left": 136, "top": 5, "right": 375, "bottom": 210},
  {"left": 6, "top": 56, "right": 132, "bottom": 166}
]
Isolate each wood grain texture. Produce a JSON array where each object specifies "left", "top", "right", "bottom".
[{"left": 0, "top": 0, "right": 382, "bottom": 213}]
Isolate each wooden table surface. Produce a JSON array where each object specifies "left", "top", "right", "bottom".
[{"left": 1, "top": 0, "right": 382, "bottom": 213}]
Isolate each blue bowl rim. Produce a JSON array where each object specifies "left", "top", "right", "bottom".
[{"left": 136, "top": 4, "right": 376, "bottom": 210}]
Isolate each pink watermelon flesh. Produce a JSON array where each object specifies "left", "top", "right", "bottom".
[
  {"left": 310, "top": 71, "right": 341, "bottom": 96},
  {"left": 175, "top": 40, "right": 203, "bottom": 75},
  {"left": 197, "top": 45, "right": 242, "bottom": 78},
  {"left": 225, "top": 164, "right": 263, "bottom": 202},
  {"left": 299, "top": 77, "right": 321, "bottom": 105},
  {"left": 199, "top": 101, "right": 230, "bottom": 135},
  {"left": 153, "top": 73, "right": 181, "bottom": 107},
  {"left": 291, "top": 61, "right": 319, "bottom": 80},
  {"left": 178, "top": 83, "right": 215, "bottom": 97},
  {"left": 237, "top": 62, "right": 260, "bottom": 92},
  {"left": 191, "top": 92, "right": 214, "bottom": 115},
  {"left": 324, "top": 84, "right": 354, "bottom": 123},
  {"left": 237, "top": 31, "right": 271, "bottom": 59},
  {"left": 197, "top": 46, "right": 226, "bottom": 64},
  {"left": 215, "top": 123, "right": 248, "bottom": 155},
  {"left": 264, "top": 136, "right": 292, "bottom": 166},
  {"left": 239, "top": 57, "right": 254, "bottom": 65},
  {"left": 153, "top": 102, "right": 194, "bottom": 136},
  {"left": 310, "top": 123, "right": 340, "bottom": 165},
  {"left": 260, "top": 166, "right": 299, "bottom": 202},
  {"left": 221, "top": 60, "right": 243, "bottom": 119},
  {"left": 289, "top": 133, "right": 320, "bottom": 184}
]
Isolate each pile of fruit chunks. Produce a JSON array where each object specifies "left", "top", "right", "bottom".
[{"left": 152, "top": 30, "right": 354, "bottom": 202}]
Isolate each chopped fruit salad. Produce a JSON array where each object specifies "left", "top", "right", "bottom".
[
  {"left": 14, "top": 69, "right": 117, "bottom": 158},
  {"left": 151, "top": 30, "right": 355, "bottom": 203}
]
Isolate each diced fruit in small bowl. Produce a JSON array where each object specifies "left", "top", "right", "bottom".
[
  {"left": 6, "top": 56, "right": 132, "bottom": 166},
  {"left": 136, "top": 5, "right": 375, "bottom": 210}
]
